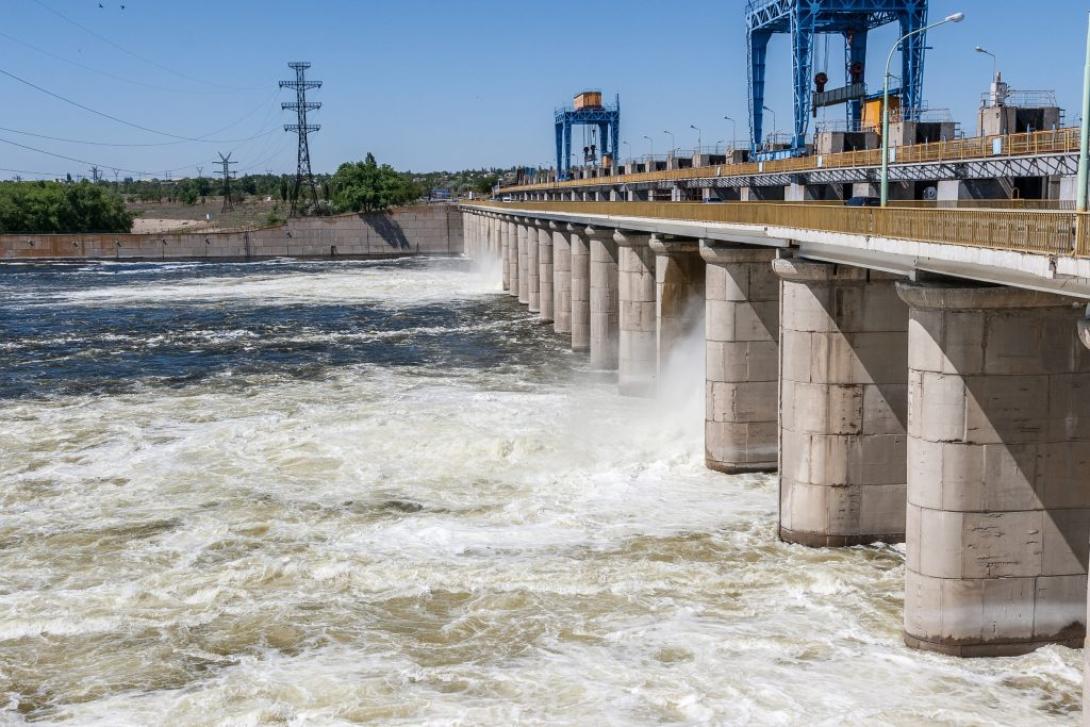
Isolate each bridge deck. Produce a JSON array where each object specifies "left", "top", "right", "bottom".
[
  {"left": 471, "top": 200, "right": 1085, "bottom": 257},
  {"left": 465, "top": 200, "right": 1090, "bottom": 300}
]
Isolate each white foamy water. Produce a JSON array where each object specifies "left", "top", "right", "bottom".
[{"left": 0, "top": 258, "right": 1081, "bottom": 725}]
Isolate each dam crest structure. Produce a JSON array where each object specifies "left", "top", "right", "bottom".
[{"left": 459, "top": 195, "right": 1090, "bottom": 716}]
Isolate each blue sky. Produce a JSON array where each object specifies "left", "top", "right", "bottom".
[{"left": 0, "top": 0, "right": 1085, "bottom": 178}]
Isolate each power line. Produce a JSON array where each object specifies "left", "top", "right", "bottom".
[
  {"left": 28, "top": 0, "right": 264, "bottom": 92},
  {"left": 0, "top": 65, "right": 280, "bottom": 143},
  {"left": 0, "top": 134, "right": 202, "bottom": 177},
  {"left": 0, "top": 124, "right": 280, "bottom": 148},
  {"left": 0, "top": 166, "right": 65, "bottom": 179},
  {"left": 237, "top": 136, "right": 293, "bottom": 173},
  {"left": 235, "top": 104, "right": 295, "bottom": 172},
  {"left": 0, "top": 29, "right": 251, "bottom": 96}
]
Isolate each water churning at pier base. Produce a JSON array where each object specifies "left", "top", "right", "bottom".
[{"left": 0, "top": 258, "right": 1081, "bottom": 724}]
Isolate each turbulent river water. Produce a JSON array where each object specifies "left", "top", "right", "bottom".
[{"left": 0, "top": 257, "right": 1083, "bottom": 726}]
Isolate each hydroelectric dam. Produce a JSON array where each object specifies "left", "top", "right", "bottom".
[
  {"left": 460, "top": 191, "right": 1090, "bottom": 718},
  {"left": 8, "top": 0, "right": 1090, "bottom": 721}
]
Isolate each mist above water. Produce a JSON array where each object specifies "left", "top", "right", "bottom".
[{"left": 0, "top": 257, "right": 1080, "bottom": 725}]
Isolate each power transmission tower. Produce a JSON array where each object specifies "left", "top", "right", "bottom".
[
  {"left": 279, "top": 61, "right": 322, "bottom": 215},
  {"left": 90, "top": 165, "right": 101, "bottom": 183},
  {"left": 216, "top": 152, "right": 237, "bottom": 213}
]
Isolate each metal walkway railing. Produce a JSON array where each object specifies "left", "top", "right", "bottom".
[
  {"left": 500, "top": 127, "right": 1081, "bottom": 193},
  {"left": 467, "top": 200, "right": 1089, "bottom": 258}
]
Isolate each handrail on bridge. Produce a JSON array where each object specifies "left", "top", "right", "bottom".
[
  {"left": 465, "top": 199, "right": 1090, "bottom": 259},
  {"left": 501, "top": 126, "right": 1080, "bottom": 194}
]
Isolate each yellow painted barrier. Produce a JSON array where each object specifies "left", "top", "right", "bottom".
[{"left": 466, "top": 200, "right": 1082, "bottom": 257}]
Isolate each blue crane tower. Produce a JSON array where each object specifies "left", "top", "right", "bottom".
[
  {"left": 746, "top": 0, "right": 929, "bottom": 160},
  {"left": 555, "top": 91, "right": 620, "bottom": 181}
]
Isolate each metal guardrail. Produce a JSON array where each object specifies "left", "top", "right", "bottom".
[
  {"left": 503, "top": 127, "right": 1081, "bottom": 193},
  {"left": 466, "top": 200, "right": 1089, "bottom": 258}
]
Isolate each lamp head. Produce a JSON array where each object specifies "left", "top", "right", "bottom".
[{"left": 946, "top": 12, "right": 965, "bottom": 22}]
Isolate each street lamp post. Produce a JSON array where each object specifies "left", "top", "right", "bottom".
[
  {"left": 761, "top": 106, "right": 776, "bottom": 148},
  {"left": 642, "top": 134, "right": 654, "bottom": 165},
  {"left": 1077, "top": 13, "right": 1090, "bottom": 212},
  {"left": 690, "top": 124, "right": 702, "bottom": 154},
  {"left": 663, "top": 130, "right": 675, "bottom": 158},
  {"left": 623, "top": 140, "right": 631, "bottom": 162},
  {"left": 714, "top": 140, "right": 724, "bottom": 155},
  {"left": 723, "top": 115, "right": 737, "bottom": 154},
  {"left": 975, "top": 45, "right": 998, "bottom": 82},
  {"left": 881, "top": 12, "right": 966, "bottom": 206}
]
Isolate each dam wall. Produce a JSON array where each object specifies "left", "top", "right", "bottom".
[
  {"left": 463, "top": 204, "right": 1090, "bottom": 671},
  {"left": 0, "top": 204, "right": 463, "bottom": 262}
]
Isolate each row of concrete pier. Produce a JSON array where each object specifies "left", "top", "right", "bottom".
[{"left": 461, "top": 206, "right": 1090, "bottom": 671}]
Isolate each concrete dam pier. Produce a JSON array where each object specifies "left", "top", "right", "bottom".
[{"left": 460, "top": 203, "right": 1090, "bottom": 677}]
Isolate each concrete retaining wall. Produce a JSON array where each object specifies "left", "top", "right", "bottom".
[{"left": 0, "top": 204, "right": 463, "bottom": 262}]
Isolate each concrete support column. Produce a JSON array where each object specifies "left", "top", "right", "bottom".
[
  {"left": 774, "top": 258, "right": 908, "bottom": 547},
  {"left": 538, "top": 223, "right": 554, "bottom": 323},
  {"left": 899, "top": 282, "right": 1090, "bottom": 657},
  {"left": 517, "top": 220, "right": 530, "bottom": 305},
  {"left": 552, "top": 222, "right": 572, "bottom": 335},
  {"left": 464, "top": 213, "right": 475, "bottom": 258},
  {"left": 701, "top": 243, "right": 779, "bottom": 474},
  {"left": 507, "top": 219, "right": 519, "bottom": 299},
  {"left": 588, "top": 226, "right": 619, "bottom": 369},
  {"left": 499, "top": 217, "right": 510, "bottom": 291},
  {"left": 570, "top": 226, "right": 591, "bottom": 352},
  {"left": 527, "top": 222, "right": 541, "bottom": 313},
  {"left": 651, "top": 236, "right": 705, "bottom": 376},
  {"left": 615, "top": 230, "right": 657, "bottom": 396}
]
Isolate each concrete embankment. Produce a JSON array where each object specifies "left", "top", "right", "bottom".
[{"left": 0, "top": 204, "right": 463, "bottom": 262}]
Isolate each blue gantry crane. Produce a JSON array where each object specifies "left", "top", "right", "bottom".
[
  {"left": 555, "top": 91, "right": 620, "bottom": 181},
  {"left": 746, "top": 0, "right": 929, "bottom": 160}
]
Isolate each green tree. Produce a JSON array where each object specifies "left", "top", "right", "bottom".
[
  {"left": 474, "top": 174, "right": 499, "bottom": 195},
  {"left": 330, "top": 153, "right": 422, "bottom": 214},
  {"left": 179, "top": 182, "right": 199, "bottom": 206},
  {"left": 0, "top": 180, "right": 133, "bottom": 233}
]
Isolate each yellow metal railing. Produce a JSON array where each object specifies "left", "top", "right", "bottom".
[
  {"left": 501, "top": 127, "right": 1081, "bottom": 194},
  {"left": 466, "top": 200, "right": 1083, "bottom": 257}
]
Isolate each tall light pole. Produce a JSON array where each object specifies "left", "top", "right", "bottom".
[
  {"left": 723, "top": 115, "right": 737, "bottom": 153},
  {"left": 643, "top": 134, "right": 654, "bottom": 163},
  {"left": 881, "top": 12, "right": 966, "bottom": 206},
  {"left": 623, "top": 140, "right": 632, "bottom": 161},
  {"left": 663, "top": 130, "right": 675, "bottom": 157},
  {"left": 690, "top": 124, "right": 702, "bottom": 153},
  {"left": 715, "top": 139, "right": 724, "bottom": 155},
  {"left": 975, "top": 46, "right": 998, "bottom": 82},
  {"left": 1077, "top": 13, "right": 1090, "bottom": 212},
  {"left": 762, "top": 106, "right": 776, "bottom": 148}
]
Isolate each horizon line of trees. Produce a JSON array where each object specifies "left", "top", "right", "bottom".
[{"left": 0, "top": 155, "right": 508, "bottom": 233}]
